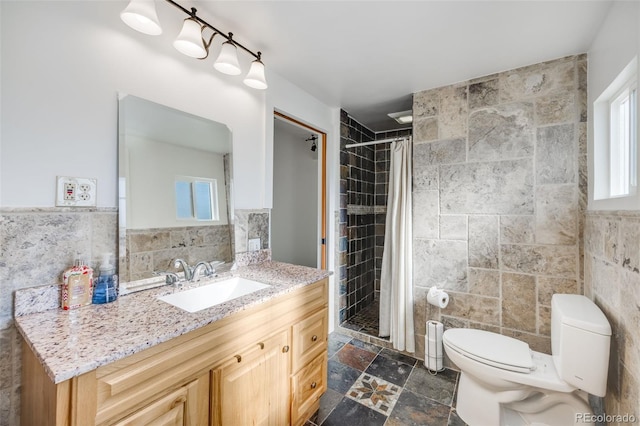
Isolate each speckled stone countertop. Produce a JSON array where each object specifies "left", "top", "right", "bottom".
[{"left": 14, "top": 261, "right": 331, "bottom": 384}]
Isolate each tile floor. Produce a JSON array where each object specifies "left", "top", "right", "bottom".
[
  {"left": 342, "top": 300, "right": 386, "bottom": 338},
  {"left": 306, "top": 331, "right": 468, "bottom": 426}
]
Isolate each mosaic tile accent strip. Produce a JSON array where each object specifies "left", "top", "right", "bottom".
[{"left": 346, "top": 373, "right": 402, "bottom": 415}]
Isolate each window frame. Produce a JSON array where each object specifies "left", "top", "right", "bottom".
[
  {"left": 592, "top": 57, "right": 639, "bottom": 208},
  {"left": 174, "top": 176, "right": 220, "bottom": 222},
  {"left": 608, "top": 78, "right": 637, "bottom": 197}
]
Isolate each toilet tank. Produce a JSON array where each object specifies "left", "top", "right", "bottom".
[{"left": 551, "top": 294, "right": 611, "bottom": 397}]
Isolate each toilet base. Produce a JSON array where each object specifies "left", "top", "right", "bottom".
[{"left": 457, "top": 373, "right": 595, "bottom": 426}]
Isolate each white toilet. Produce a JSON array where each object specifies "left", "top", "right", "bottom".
[{"left": 443, "top": 294, "right": 611, "bottom": 426}]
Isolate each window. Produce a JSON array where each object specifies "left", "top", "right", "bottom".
[
  {"left": 594, "top": 58, "right": 638, "bottom": 202},
  {"left": 609, "top": 80, "right": 637, "bottom": 196},
  {"left": 175, "top": 177, "right": 219, "bottom": 221}
]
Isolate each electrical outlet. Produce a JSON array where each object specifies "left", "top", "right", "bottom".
[
  {"left": 248, "top": 238, "right": 261, "bottom": 251},
  {"left": 64, "top": 183, "right": 76, "bottom": 201},
  {"left": 56, "top": 176, "right": 97, "bottom": 207}
]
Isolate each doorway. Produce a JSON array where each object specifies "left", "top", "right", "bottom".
[{"left": 272, "top": 112, "right": 327, "bottom": 269}]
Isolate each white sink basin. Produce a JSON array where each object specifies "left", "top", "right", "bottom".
[{"left": 158, "top": 277, "right": 271, "bottom": 313}]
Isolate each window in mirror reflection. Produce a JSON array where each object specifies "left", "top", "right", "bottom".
[{"left": 175, "top": 177, "right": 219, "bottom": 221}]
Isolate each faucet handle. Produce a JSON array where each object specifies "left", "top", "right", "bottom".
[
  {"left": 173, "top": 258, "right": 193, "bottom": 281},
  {"left": 153, "top": 271, "right": 181, "bottom": 285}
]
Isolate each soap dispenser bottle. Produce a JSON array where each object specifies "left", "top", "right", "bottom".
[
  {"left": 61, "top": 259, "right": 93, "bottom": 310},
  {"left": 92, "top": 253, "right": 118, "bottom": 304}
]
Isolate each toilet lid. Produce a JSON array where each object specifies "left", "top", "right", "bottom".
[{"left": 444, "top": 328, "right": 534, "bottom": 373}]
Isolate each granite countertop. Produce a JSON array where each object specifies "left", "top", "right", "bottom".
[{"left": 14, "top": 261, "right": 331, "bottom": 384}]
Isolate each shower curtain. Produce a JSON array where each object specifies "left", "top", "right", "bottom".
[{"left": 379, "top": 138, "right": 415, "bottom": 353}]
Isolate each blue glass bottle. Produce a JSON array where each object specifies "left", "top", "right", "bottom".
[{"left": 93, "top": 253, "right": 118, "bottom": 304}]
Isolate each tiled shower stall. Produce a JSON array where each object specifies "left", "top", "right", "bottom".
[{"left": 338, "top": 111, "right": 412, "bottom": 332}]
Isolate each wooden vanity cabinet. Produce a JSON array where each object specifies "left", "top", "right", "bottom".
[
  {"left": 212, "top": 329, "right": 290, "bottom": 426},
  {"left": 22, "top": 278, "right": 328, "bottom": 426},
  {"left": 112, "top": 375, "right": 208, "bottom": 426}
]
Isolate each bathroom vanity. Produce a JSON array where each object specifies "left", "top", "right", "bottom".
[{"left": 16, "top": 262, "right": 329, "bottom": 426}]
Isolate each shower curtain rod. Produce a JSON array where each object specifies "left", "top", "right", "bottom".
[{"left": 345, "top": 136, "right": 410, "bottom": 149}]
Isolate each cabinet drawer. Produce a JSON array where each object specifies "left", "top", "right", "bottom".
[
  {"left": 111, "top": 375, "right": 208, "bottom": 426},
  {"left": 291, "top": 352, "right": 327, "bottom": 425},
  {"left": 292, "top": 308, "right": 327, "bottom": 372}
]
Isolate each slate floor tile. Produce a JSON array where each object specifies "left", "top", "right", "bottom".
[
  {"left": 334, "top": 343, "right": 378, "bottom": 371},
  {"left": 448, "top": 409, "right": 469, "bottom": 426},
  {"left": 386, "top": 389, "right": 451, "bottom": 426},
  {"left": 379, "top": 347, "right": 418, "bottom": 367},
  {"left": 308, "top": 388, "right": 343, "bottom": 425},
  {"left": 349, "top": 338, "right": 383, "bottom": 355},
  {"left": 320, "top": 397, "right": 387, "bottom": 426},
  {"left": 404, "top": 366, "right": 459, "bottom": 406},
  {"left": 328, "top": 332, "right": 352, "bottom": 358},
  {"left": 327, "top": 359, "right": 362, "bottom": 394},
  {"left": 365, "top": 354, "right": 413, "bottom": 387}
]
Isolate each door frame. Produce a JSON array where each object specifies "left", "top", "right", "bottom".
[{"left": 273, "top": 111, "right": 327, "bottom": 269}]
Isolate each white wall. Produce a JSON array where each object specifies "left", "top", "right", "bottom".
[
  {"left": 0, "top": 0, "right": 342, "bottom": 332},
  {"left": 126, "top": 136, "right": 228, "bottom": 229},
  {"left": 588, "top": 0, "right": 640, "bottom": 211},
  {"left": 1, "top": 1, "right": 263, "bottom": 209},
  {"left": 272, "top": 119, "right": 318, "bottom": 268},
  {"left": 264, "top": 74, "right": 341, "bottom": 331}
]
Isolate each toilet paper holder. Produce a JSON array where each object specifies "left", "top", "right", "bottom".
[
  {"left": 427, "top": 286, "right": 449, "bottom": 309},
  {"left": 425, "top": 320, "right": 444, "bottom": 373}
]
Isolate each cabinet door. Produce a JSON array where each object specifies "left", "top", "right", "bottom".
[
  {"left": 212, "top": 330, "right": 290, "bottom": 426},
  {"left": 111, "top": 375, "right": 208, "bottom": 426}
]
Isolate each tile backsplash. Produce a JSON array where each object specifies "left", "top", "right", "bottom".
[{"left": 0, "top": 206, "right": 269, "bottom": 425}]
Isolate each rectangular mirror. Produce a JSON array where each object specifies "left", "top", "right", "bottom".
[{"left": 118, "top": 95, "right": 234, "bottom": 287}]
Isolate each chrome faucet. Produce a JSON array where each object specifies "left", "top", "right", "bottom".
[
  {"left": 173, "top": 258, "right": 193, "bottom": 282},
  {"left": 192, "top": 261, "right": 214, "bottom": 281}
]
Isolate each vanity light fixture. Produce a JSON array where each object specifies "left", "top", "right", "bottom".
[
  {"left": 120, "top": 0, "right": 162, "bottom": 35},
  {"left": 120, "top": 0, "right": 268, "bottom": 89},
  {"left": 173, "top": 16, "right": 208, "bottom": 58},
  {"left": 213, "top": 36, "right": 242, "bottom": 76}
]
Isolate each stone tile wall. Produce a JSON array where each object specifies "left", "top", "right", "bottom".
[
  {"left": 341, "top": 113, "right": 377, "bottom": 320},
  {"left": 0, "top": 207, "right": 269, "bottom": 425},
  {"left": 584, "top": 211, "right": 640, "bottom": 418},
  {"left": 124, "top": 224, "right": 233, "bottom": 282},
  {"left": 412, "top": 55, "right": 587, "bottom": 359},
  {"left": 0, "top": 208, "right": 117, "bottom": 425}
]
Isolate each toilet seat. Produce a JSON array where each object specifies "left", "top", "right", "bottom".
[{"left": 443, "top": 328, "right": 534, "bottom": 373}]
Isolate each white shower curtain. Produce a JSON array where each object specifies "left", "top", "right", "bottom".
[{"left": 379, "top": 138, "right": 415, "bottom": 353}]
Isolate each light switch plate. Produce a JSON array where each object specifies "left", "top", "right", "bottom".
[
  {"left": 56, "top": 176, "right": 97, "bottom": 207},
  {"left": 248, "top": 238, "right": 261, "bottom": 251}
]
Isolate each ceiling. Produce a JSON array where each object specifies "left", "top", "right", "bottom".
[{"left": 190, "top": 0, "right": 612, "bottom": 132}]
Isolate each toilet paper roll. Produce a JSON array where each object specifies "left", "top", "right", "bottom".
[
  {"left": 427, "top": 286, "right": 449, "bottom": 308},
  {"left": 425, "top": 321, "right": 444, "bottom": 372}
]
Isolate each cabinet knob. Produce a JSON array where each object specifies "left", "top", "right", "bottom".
[
  {"left": 310, "top": 382, "right": 317, "bottom": 389},
  {"left": 258, "top": 342, "right": 264, "bottom": 350},
  {"left": 282, "top": 345, "right": 290, "bottom": 353},
  {"left": 311, "top": 335, "right": 318, "bottom": 342},
  {"left": 234, "top": 355, "right": 242, "bottom": 363}
]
